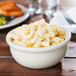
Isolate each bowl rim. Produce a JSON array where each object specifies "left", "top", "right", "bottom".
[{"left": 6, "top": 26, "right": 71, "bottom": 53}]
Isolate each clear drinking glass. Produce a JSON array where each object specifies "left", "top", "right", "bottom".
[
  {"left": 45, "top": 0, "right": 58, "bottom": 18},
  {"left": 28, "top": 0, "right": 42, "bottom": 15}
]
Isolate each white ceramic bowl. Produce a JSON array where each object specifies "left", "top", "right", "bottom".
[{"left": 6, "top": 28, "right": 71, "bottom": 69}]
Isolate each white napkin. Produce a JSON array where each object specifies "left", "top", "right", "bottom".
[
  {"left": 49, "top": 11, "right": 71, "bottom": 31},
  {"left": 67, "top": 7, "right": 76, "bottom": 23}
]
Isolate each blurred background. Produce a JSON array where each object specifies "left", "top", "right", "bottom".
[
  {"left": 0, "top": 0, "right": 76, "bottom": 32},
  {"left": 0, "top": 0, "right": 76, "bottom": 33},
  {"left": 1, "top": 0, "right": 76, "bottom": 10}
]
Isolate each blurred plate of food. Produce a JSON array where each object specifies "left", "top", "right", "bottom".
[{"left": 0, "top": 1, "right": 29, "bottom": 29}]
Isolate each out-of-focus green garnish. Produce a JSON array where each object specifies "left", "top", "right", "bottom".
[
  {"left": 0, "top": 16, "right": 7, "bottom": 25},
  {"left": 0, "top": 14, "right": 16, "bottom": 26}
]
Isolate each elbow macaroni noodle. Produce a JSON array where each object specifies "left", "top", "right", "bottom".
[{"left": 8, "top": 19, "right": 66, "bottom": 48}]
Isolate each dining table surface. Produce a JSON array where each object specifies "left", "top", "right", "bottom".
[{"left": 0, "top": 0, "right": 76, "bottom": 76}]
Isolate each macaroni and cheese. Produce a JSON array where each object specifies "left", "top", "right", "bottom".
[{"left": 8, "top": 19, "right": 66, "bottom": 48}]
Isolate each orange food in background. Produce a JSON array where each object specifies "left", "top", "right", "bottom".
[{"left": 0, "top": 1, "right": 24, "bottom": 17}]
